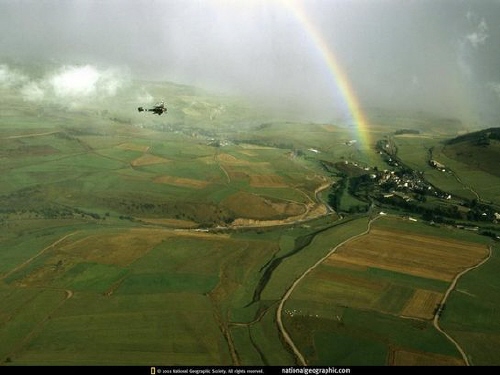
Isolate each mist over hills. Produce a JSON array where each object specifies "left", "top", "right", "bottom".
[
  {"left": 2, "top": 61, "right": 489, "bottom": 138},
  {"left": 2, "top": 0, "right": 500, "bottom": 127},
  {"left": 0, "top": 63, "right": 214, "bottom": 114}
]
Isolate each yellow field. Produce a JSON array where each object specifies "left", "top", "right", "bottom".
[
  {"left": 322, "top": 259, "right": 368, "bottom": 272},
  {"left": 401, "top": 289, "right": 443, "bottom": 320},
  {"left": 239, "top": 150, "right": 258, "bottom": 157},
  {"left": 217, "top": 153, "right": 246, "bottom": 164},
  {"left": 117, "top": 142, "right": 149, "bottom": 152},
  {"left": 153, "top": 175, "right": 209, "bottom": 189},
  {"left": 54, "top": 228, "right": 230, "bottom": 268},
  {"left": 225, "top": 169, "right": 248, "bottom": 181},
  {"left": 131, "top": 154, "right": 170, "bottom": 167},
  {"left": 249, "top": 174, "right": 287, "bottom": 188},
  {"left": 320, "top": 124, "right": 339, "bottom": 132},
  {"left": 328, "top": 229, "right": 488, "bottom": 281},
  {"left": 57, "top": 228, "right": 169, "bottom": 266},
  {"left": 389, "top": 348, "right": 465, "bottom": 366},
  {"left": 309, "top": 226, "right": 489, "bottom": 324},
  {"left": 223, "top": 191, "right": 304, "bottom": 220}
]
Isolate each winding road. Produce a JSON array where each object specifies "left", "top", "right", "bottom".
[
  {"left": 1, "top": 231, "right": 79, "bottom": 281},
  {"left": 275, "top": 215, "right": 492, "bottom": 366},
  {"left": 276, "top": 215, "right": 380, "bottom": 366},
  {"left": 1, "top": 232, "right": 78, "bottom": 362},
  {"left": 3, "top": 131, "right": 61, "bottom": 139},
  {"left": 433, "top": 245, "right": 492, "bottom": 366}
]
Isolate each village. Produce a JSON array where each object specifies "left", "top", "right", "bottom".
[{"left": 335, "top": 147, "right": 500, "bottom": 238}]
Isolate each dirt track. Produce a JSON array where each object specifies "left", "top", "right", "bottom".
[
  {"left": 433, "top": 245, "right": 492, "bottom": 366},
  {"left": 275, "top": 215, "right": 380, "bottom": 365},
  {"left": 1, "top": 231, "right": 79, "bottom": 281},
  {"left": 3, "top": 131, "right": 61, "bottom": 139}
]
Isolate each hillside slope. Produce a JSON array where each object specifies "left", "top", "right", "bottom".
[{"left": 442, "top": 127, "right": 500, "bottom": 178}]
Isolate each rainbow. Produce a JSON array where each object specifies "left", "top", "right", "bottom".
[{"left": 282, "top": 0, "right": 371, "bottom": 147}]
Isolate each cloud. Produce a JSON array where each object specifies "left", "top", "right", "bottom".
[
  {"left": 457, "top": 11, "right": 489, "bottom": 79},
  {"left": 465, "top": 13, "right": 489, "bottom": 48},
  {"left": 47, "top": 65, "right": 128, "bottom": 99},
  {"left": 135, "top": 88, "right": 154, "bottom": 105},
  {"left": 457, "top": 39, "right": 472, "bottom": 78},
  {"left": 2, "top": 1, "right": 500, "bottom": 124},
  {"left": 13, "top": 64, "right": 131, "bottom": 104},
  {"left": 466, "top": 10, "right": 478, "bottom": 23},
  {"left": 20, "top": 81, "right": 45, "bottom": 101},
  {"left": 0, "top": 64, "right": 28, "bottom": 87},
  {"left": 487, "top": 81, "right": 500, "bottom": 100},
  {"left": 49, "top": 65, "right": 101, "bottom": 97}
]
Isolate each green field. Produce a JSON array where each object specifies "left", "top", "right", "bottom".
[
  {"left": 284, "top": 216, "right": 493, "bottom": 365},
  {"left": 440, "top": 245, "right": 500, "bottom": 365},
  {"left": 1, "top": 78, "right": 500, "bottom": 366}
]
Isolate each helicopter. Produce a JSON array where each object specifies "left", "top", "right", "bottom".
[{"left": 138, "top": 101, "right": 167, "bottom": 115}]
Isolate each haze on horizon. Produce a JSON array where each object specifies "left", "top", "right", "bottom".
[{"left": 1, "top": 0, "right": 500, "bottom": 125}]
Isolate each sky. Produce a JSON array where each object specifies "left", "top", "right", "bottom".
[{"left": 1, "top": 0, "right": 500, "bottom": 124}]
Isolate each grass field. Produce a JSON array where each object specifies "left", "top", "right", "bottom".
[
  {"left": 1, "top": 79, "right": 500, "bottom": 365},
  {"left": 0, "top": 226, "right": 277, "bottom": 365},
  {"left": 387, "top": 131, "right": 500, "bottom": 205},
  {"left": 331, "top": 227, "right": 488, "bottom": 281},
  {"left": 439, "top": 244, "right": 500, "bottom": 365},
  {"left": 285, "top": 215, "right": 491, "bottom": 365},
  {"left": 0, "top": 116, "right": 331, "bottom": 226},
  {"left": 430, "top": 143, "right": 500, "bottom": 203}
]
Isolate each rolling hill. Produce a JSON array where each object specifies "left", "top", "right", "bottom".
[{"left": 442, "top": 127, "right": 500, "bottom": 178}]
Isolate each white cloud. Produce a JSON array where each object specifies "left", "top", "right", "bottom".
[
  {"left": 136, "top": 89, "right": 154, "bottom": 105},
  {"left": 20, "top": 81, "right": 45, "bottom": 101},
  {"left": 487, "top": 82, "right": 500, "bottom": 100},
  {"left": 48, "top": 65, "right": 128, "bottom": 99},
  {"left": 466, "top": 10, "right": 478, "bottom": 23},
  {"left": 456, "top": 39, "right": 472, "bottom": 78},
  {"left": 16, "top": 64, "right": 130, "bottom": 103},
  {"left": 465, "top": 16, "right": 488, "bottom": 48},
  {"left": 457, "top": 12, "right": 489, "bottom": 79},
  {"left": 0, "top": 64, "right": 28, "bottom": 87},
  {"left": 49, "top": 65, "right": 101, "bottom": 97}
]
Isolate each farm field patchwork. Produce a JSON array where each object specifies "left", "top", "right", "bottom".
[
  {"left": 0, "top": 226, "right": 285, "bottom": 365},
  {"left": 439, "top": 245, "right": 500, "bottom": 365},
  {"left": 330, "top": 228, "right": 488, "bottom": 282},
  {"left": 285, "top": 217, "right": 490, "bottom": 365},
  {"left": 2, "top": 79, "right": 500, "bottom": 366}
]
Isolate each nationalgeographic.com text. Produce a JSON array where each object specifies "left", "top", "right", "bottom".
[{"left": 282, "top": 367, "right": 350, "bottom": 375}]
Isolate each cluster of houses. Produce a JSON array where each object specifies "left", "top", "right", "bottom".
[{"left": 376, "top": 169, "right": 437, "bottom": 198}]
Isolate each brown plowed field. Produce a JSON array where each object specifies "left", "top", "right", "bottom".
[{"left": 328, "top": 229, "right": 488, "bottom": 281}]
